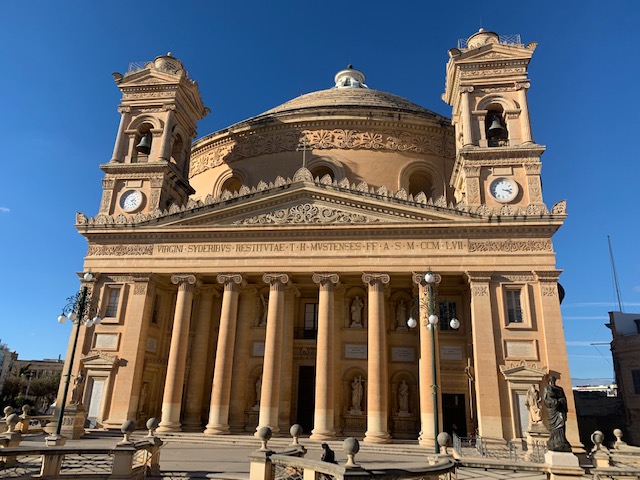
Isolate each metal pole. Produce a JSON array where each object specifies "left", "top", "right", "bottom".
[
  {"left": 429, "top": 282, "right": 440, "bottom": 454},
  {"left": 54, "top": 284, "right": 87, "bottom": 436}
]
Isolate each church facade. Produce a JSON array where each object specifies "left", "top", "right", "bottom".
[{"left": 57, "top": 29, "right": 580, "bottom": 449}]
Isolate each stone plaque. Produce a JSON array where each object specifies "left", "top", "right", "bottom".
[
  {"left": 345, "top": 344, "right": 367, "bottom": 359},
  {"left": 440, "top": 345, "right": 463, "bottom": 361},
  {"left": 391, "top": 347, "right": 415, "bottom": 362},
  {"left": 252, "top": 342, "right": 265, "bottom": 357},
  {"left": 94, "top": 333, "right": 119, "bottom": 350},
  {"left": 505, "top": 341, "right": 536, "bottom": 359},
  {"left": 145, "top": 337, "right": 158, "bottom": 353}
]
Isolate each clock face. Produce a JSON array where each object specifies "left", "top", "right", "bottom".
[
  {"left": 489, "top": 177, "right": 518, "bottom": 203},
  {"left": 119, "top": 189, "right": 144, "bottom": 213}
]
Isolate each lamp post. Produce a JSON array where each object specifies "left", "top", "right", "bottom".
[
  {"left": 47, "top": 271, "right": 101, "bottom": 444},
  {"left": 407, "top": 271, "right": 459, "bottom": 453}
]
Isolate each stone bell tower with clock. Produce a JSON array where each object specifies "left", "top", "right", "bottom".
[
  {"left": 98, "top": 53, "right": 208, "bottom": 216},
  {"left": 443, "top": 29, "right": 545, "bottom": 211}
]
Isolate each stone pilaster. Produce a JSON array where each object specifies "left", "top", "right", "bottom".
[
  {"left": 182, "top": 285, "right": 218, "bottom": 431},
  {"left": 310, "top": 273, "right": 340, "bottom": 440},
  {"left": 256, "top": 273, "right": 289, "bottom": 434},
  {"left": 362, "top": 272, "right": 391, "bottom": 444},
  {"left": 465, "top": 271, "right": 504, "bottom": 440},
  {"left": 205, "top": 274, "right": 244, "bottom": 435},
  {"left": 157, "top": 274, "right": 197, "bottom": 432}
]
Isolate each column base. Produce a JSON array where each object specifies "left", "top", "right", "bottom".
[
  {"left": 310, "top": 429, "right": 336, "bottom": 441},
  {"left": 156, "top": 421, "right": 182, "bottom": 433},
  {"left": 363, "top": 430, "right": 391, "bottom": 444},
  {"left": 204, "top": 424, "right": 231, "bottom": 435},
  {"left": 45, "top": 434, "right": 66, "bottom": 446},
  {"left": 181, "top": 420, "right": 204, "bottom": 432}
]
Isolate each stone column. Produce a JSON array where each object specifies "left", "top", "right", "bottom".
[
  {"left": 228, "top": 285, "right": 257, "bottom": 432},
  {"left": 111, "top": 106, "right": 130, "bottom": 162},
  {"left": 278, "top": 285, "right": 300, "bottom": 431},
  {"left": 159, "top": 107, "right": 175, "bottom": 161},
  {"left": 534, "top": 270, "right": 581, "bottom": 448},
  {"left": 465, "top": 271, "right": 503, "bottom": 440},
  {"left": 412, "top": 272, "right": 442, "bottom": 450},
  {"left": 310, "top": 273, "right": 339, "bottom": 440},
  {"left": 516, "top": 82, "right": 533, "bottom": 144},
  {"left": 362, "top": 272, "right": 391, "bottom": 444},
  {"left": 157, "top": 274, "right": 197, "bottom": 432},
  {"left": 182, "top": 285, "right": 218, "bottom": 431},
  {"left": 461, "top": 87, "right": 475, "bottom": 147},
  {"left": 205, "top": 274, "right": 244, "bottom": 435},
  {"left": 256, "top": 273, "right": 289, "bottom": 434}
]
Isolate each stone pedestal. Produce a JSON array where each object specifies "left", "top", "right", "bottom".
[
  {"left": 43, "top": 405, "right": 86, "bottom": 440},
  {"left": 526, "top": 429, "right": 549, "bottom": 461},
  {"left": 544, "top": 451, "right": 584, "bottom": 479}
]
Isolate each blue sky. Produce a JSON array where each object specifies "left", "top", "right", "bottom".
[{"left": 1, "top": 1, "right": 638, "bottom": 384}]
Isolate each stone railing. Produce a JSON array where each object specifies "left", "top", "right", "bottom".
[
  {"left": 249, "top": 426, "right": 456, "bottom": 480},
  {"left": 0, "top": 417, "right": 162, "bottom": 479}
]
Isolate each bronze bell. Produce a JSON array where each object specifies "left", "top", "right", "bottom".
[
  {"left": 135, "top": 133, "right": 152, "bottom": 154},
  {"left": 487, "top": 117, "right": 505, "bottom": 137}
]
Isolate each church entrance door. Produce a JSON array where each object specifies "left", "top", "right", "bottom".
[
  {"left": 296, "top": 366, "right": 316, "bottom": 433},
  {"left": 442, "top": 393, "right": 467, "bottom": 437}
]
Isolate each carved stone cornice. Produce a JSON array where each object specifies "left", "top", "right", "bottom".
[
  {"left": 465, "top": 271, "right": 493, "bottom": 284},
  {"left": 468, "top": 239, "right": 553, "bottom": 253},
  {"left": 495, "top": 272, "right": 535, "bottom": 283},
  {"left": 86, "top": 245, "right": 154, "bottom": 256},
  {"left": 533, "top": 271, "right": 562, "bottom": 283},
  {"left": 312, "top": 273, "right": 340, "bottom": 286}
]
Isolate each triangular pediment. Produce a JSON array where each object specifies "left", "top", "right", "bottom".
[
  {"left": 459, "top": 43, "right": 534, "bottom": 62},
  {"left": 118, "top": 68, "right": 182, "bottom": 88},
  {"left": 500, "top": 361, "right": 547, "bottom": 383}
]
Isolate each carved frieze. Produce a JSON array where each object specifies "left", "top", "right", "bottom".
[
  {"left": 190, "top": 128, "right": 452, "bottom": 178},
  {"left": 468, "top": 239, "right": 552, "bottom": 253},
  {"left": 233, "top": 203, "right": 377, "bottom": 225},
  {"left": 87, "top": 245, "right": 154, "bottom": 256},
  {"left": 528, "top": 177, "right": 543, "bottom": 203}
]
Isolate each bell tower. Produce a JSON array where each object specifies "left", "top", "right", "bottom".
[
  {"left": 443, "top": 30, "right": 545, "bottom": 210},
  {"left": 99, "top": 53, "right": 208, "bottom": 216}
]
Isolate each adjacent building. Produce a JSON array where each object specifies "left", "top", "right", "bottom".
[
  {"left": 608, "top": 311, "right": 640, "bottom": 445},
  {"left": 53, "top": 29, "right": 580, "bottom": 449}
]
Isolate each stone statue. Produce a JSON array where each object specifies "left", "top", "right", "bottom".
[
  {"left": 396, "top": 300, "right": 408, "bottom": 330},
  {"left": 398, "top": 380, "right": 409, "bottom": 413},
  {"left": 351, "top": 376, "right": 364, "bottom": 411},
  {"left": 260, "top": 294, "right": 268, "bottom": 326},
  {"left": 525, "top": 384, "right": 542, "bottom": 429},
  {"left": 70, "top": 372, "right": 86, "bottom": 405},
  {"left": 350, "top": 296, "right": 364, "bottom": 327},
  {"left": 255, "top": 376, "right": 262, "bottom": 407},
  {"left": 543, "top": 375, "right": 572, "bottom": 452}
]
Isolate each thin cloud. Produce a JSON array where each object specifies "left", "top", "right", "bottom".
[
  {"left": 563, "top": 302, "right": 640, "bottom": 308},
  {"left": 563, "top": 316, "right": 609, "bottom": 321},
  {"left": 565, "top": 341, "right": 610, "bottom": 346},
  {"left": 567, "top": 354, "right": 610, "bottom": 359},
  {"left": 0, "top": 207, "right": 9, "bottom": 213}
]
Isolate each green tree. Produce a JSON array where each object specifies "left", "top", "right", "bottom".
[
  {"left": 1, "top": 376, "right": 22, "bottom": 405},
  {"left": 29, "top": 375, "right": 60, "bottom": 410}
]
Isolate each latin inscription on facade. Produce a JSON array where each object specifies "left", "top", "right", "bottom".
[
  {"left": 504, "top": 340, "right": 537, "bottom": 360},
  {"left": 154, "top": 240, "right": 468, "bottom": 257},
  {"left": 94, "top": 333, "right": 119, "bottom": 350},
  {"left": 440, "top": 345, "right": 463, "bottom": 361},
  {"left": 252, "top": 342, "right": 265, "bottom": 357},
  {"left": 391, "top": 347, "right": 415, "bottom": 363},
  {"left": 345, "top": 344, "right": 368, "bottom": 359}
]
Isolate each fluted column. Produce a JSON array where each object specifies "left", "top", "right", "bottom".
[
  {"left": 465, "top": 271, "right": 503, "bottom": 440},
  {"left": 157, "top": 274, "right": 197, "bottom": 432},
  {"left": 256, "top": 273, "right": 289, "bottom": 434},
  {"left": 182, "top": 285, "right": 218, "bottom": 431},
  {"left": 310, "top": 273, "right": 339, "bottom": 440},
  {"left": 413, "top": 272, "right": 442, "bottom": 451},
  {"left": 362, "top": 272, "right": 391, "bottom": 444},
  {"left": 205, "top": 274, "right": 244, "bottom": 435}
]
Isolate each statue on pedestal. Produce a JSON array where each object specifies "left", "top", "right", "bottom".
[
  {"left": 350, "top": 376, "right": 364, "bottom": 412},
  {"left": 397, "top": 380, "right": 409, "bottom": 414},
  {"left": 525, "top": 384, "right": 543, "bottom": 430},
  {"left": 543, "top": 375, "right": 572, "bottom": 452},
  {"left": 70, "top": 372, "right": 86, "bottom": 405},
  {"left": 396, "top": 300, "right": 408, "bottom": 330},
  {"left": 350, "top": 296, "right": 363, "bottom": 327}
]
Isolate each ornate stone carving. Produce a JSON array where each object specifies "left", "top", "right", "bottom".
[
  {"left": 76, "top": 212, "right": 88, "bottom": 225},
  {"left": 472, "top": 286, "right": 489, "bottom": 296},
  {"left": 133, "top": 283, "right": 148, "bottom": 295},
  {"left": 99, "top": 191, "right": 112, "bottom": 214},
  {"left": 233, "top": 203, "right": 377, "bottom": 225},
  {"left": 468, "top": 239, "right": 552, "bottom": 253},
  {"left": 312, "top": 273, "right": 340, "bottom": 285},
  {"left": 466, "top": 179, "right": 481, "bottom": 204},
  {"left": 524, "top": 163, "right": 542, "bottom": 175},
  {"left": 87, "top": 245, "right": 154, "bottom": 256},
  {"left": 362, "top": 272, "right": 390, "bottom": 285},
  {"left": 541, "top": 285, "right": 557, "bottom": 296},
  {"left": 170, "top": 274, "right": 197, "bottom": 289},
  {"left": 528, "top": 177, "right": 543, "bottom": 203},
  {"left": 551, "top": 200, "right": 567, "bottom": 215},
  {"left": 262, "top": 273, "right": 289, "bottom": 285},
  {"left": 189, "top": 127, "right": 452, "bottom": 178},
  {"left": 216, "top": 273, "right": 244, "bottom": 286}
]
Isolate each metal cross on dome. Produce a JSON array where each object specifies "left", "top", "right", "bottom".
[{"left": 297, "top": 137, "right": 311, "bottom": 169}]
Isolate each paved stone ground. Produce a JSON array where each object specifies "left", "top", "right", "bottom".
[{"left": 19, "top": 432, "right": 551, "bottom": 479}]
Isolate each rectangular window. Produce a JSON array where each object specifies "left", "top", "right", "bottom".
[
  {"left": 303, "top": 303, "right": 319, "bottom": 339},
  {"left": 439, "top": 300, "right": 457, "bottom": 331},
  {"left": 632, "top": 370, "right": 640, "bottom": 395},
  {"left": 105, "top": 288, "right": 121, "bottom": 318},
  {"left": 506, "top": 290, "right": 524, "bottom": 324}
]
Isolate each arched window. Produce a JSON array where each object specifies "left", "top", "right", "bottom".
[
  {"left": 221, "top": 177, "right": 243, "bottom": 194},
  {"left": 485, "top": 106, "right": 508, "bottom": 147},
  {"left": 408, "top": 171, "right": 434, "bottom": 198},
  {"left": 310, "top": 165, "right": 335, "bottom": 181}
]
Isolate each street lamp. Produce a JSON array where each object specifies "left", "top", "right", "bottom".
[
  {"left": 47, "top": 271, "right": 101, "bottom": 443},
  {"left": 407, "top": 271, "right": 459, "bottom": 453}
]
